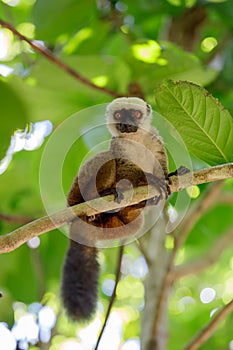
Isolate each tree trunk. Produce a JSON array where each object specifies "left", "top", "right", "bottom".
[{"left": 140, "top": 212, "right": 169, "bottom": 350}]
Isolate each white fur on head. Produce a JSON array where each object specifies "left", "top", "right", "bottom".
[{"left": 106, "top": 97, "right": 152, "bottom": 136}]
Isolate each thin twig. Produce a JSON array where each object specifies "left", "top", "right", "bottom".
[
  {"left": 134, "top": 239, "right": 150, "bottom": 267},
  {"left": 29, "top": 249, "right": 46, "bottom": 300},
  {"left": 218, "top": 193, "right": 233, "bottom": 205},
  {"left": 95, "top": 245, "right": 124, "bottom": 350},
  {"left": 183, "top": 299, "right": 233, "bottom": 350},
  {"left": 172, "top": 180, "right": 225, "bottom": 255},
  {"left": 0, "top": 213, "right": 32, "bottom": 224},
  {"left": 0, "top": 164, "right": 232, "bottom": 254},
  {"left": 0, "top": 19, "right": 121, "bottom": 98}
]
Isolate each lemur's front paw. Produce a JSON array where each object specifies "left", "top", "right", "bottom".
[
  {"left": 113, "top": 188, "right": 124, "bottom": 203},
  {"left": 145, "top": 173, "right": 170, "bottom": 203},
  {"left": 99, "top": 187, "right": 124, "bottom": 204}
]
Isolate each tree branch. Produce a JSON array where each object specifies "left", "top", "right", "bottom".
[
  {"left": 174, "top": 227, "right": 233, "bottom": 280},
  {"left": 183, "top": 299, "right": 233, "bottom": 350},
  {"left": 0, "top": 163, "right": 232, "bottom": 254},
  {"left": 0, "top": 19, "right": 121, "bottom": 98}
]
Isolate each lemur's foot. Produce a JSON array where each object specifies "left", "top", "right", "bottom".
[{"left": 168, "top": 166, "right": 190, "bottom": 178}]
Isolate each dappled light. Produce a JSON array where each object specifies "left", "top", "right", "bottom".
[
  {"left": 0, "top": 302, "right": 57, "bottom": 350},
  {"left": 186, "top": 185, "right": 201, "bottom": 199},
  {"left": 0, "top": 323, "right": 16, "bottom": 350},
  {"left": 0, "top": 120, "right": 53, "bottom": 174},
  {"left": 131, "top": 40, "right": 167, "bottom": 65},
  {"left": 200, "top": 287, "right": 216, "bottom": 304},
  {"left": 0, "top": 29, "right": 12, "bottom": 59},
  {"left": 0, "top": 63, "right": 13, "bottom": 76},
  {"left": 201, "top": 37, "right": 218, "bottom": 53},
  {"left": 92, "top": 75, "right": 109, "bottom": 88},
  {"left": 27, "top": 237, "right": 40, "bottom": 249}
]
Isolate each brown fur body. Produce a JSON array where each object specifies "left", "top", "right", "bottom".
[{"left": 61, "top": 98, "right": 168, "bottom": 320}]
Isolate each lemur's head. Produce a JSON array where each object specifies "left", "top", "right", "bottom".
[{"left": 106, "top": 97, "right": 152, "bottom": 137}]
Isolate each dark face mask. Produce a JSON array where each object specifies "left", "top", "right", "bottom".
[{"left": 115, "top": 108, "right": 139, "bottom": 133}]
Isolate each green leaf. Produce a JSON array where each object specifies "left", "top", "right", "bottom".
[
  {"left": 10, "top": 55, "right": 128, "bottom": 123},
  {"left": 123, "top": 41, "right": 218, "bottom": 95},
  {"left": 155, "top": 80, "right": 233, "bottom": 165},
  {"left": 31, "top": 0, "right": 97, "bottom": 41}
]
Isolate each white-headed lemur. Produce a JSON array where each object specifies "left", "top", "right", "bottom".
[{"left": 61, "top": 97, "right": 171, "bottom": 320}]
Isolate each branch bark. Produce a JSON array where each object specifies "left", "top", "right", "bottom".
[
  {"left": 183, "top": 299, "right": 233, "bottom": 350},
  {"left": 0, "top": 163, "right": 232, "bottom": 254},
  {"left": 0, "top": 19, "right": 121, "bottom": 98}
]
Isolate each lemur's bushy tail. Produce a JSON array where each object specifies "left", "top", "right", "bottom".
[{"left": 61, "top": 240, "right": 99, "bottom": 320}]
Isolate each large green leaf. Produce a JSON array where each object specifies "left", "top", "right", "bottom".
[{"left": 155, "top": 80, "right": 233, "bottom": 165}]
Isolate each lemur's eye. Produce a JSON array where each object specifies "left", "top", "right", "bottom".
[
  {"left": 134, "top": 110, "right": 142, "bottom": 119},
  {"left": 114, "top": 111, "right": 122, "bottom": 120}
]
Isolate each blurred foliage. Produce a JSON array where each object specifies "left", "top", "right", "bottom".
[{"left": 0, "top": 0, "right": 233, "bottom": 349}]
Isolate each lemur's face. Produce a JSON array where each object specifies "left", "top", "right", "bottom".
[{"left": 106, "top": 97, "right": 152, "bottom": 137}]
